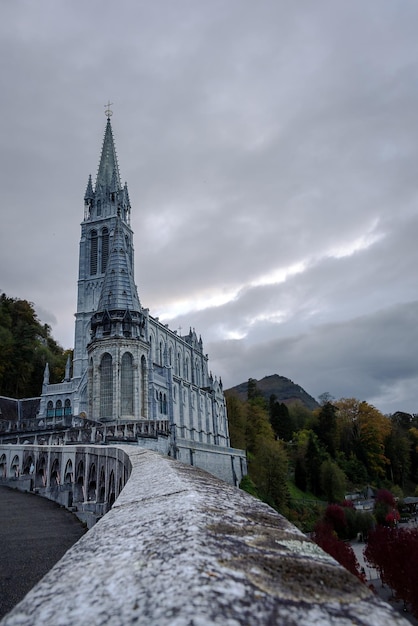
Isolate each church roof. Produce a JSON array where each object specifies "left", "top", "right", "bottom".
[
  {"left": 96, "top": 214, "right": 141, "bottom": 313},
  {"left": 95, "top": 118, "right": 122, "bottom": 193}
]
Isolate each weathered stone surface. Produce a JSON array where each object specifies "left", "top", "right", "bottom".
[{"left": 1, "top": 448, "right": 411, "bottom": 625}]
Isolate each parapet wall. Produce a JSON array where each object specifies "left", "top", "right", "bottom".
[
  {"left": 0, "top": 444, "right": 131, "bottom": 527},
  {"left": 0, "top": 445, "right": 410, "bottom": 626}
]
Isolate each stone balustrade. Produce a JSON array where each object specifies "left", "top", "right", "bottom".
[{"left": 0, "top": 444, "right": 411, "bottom": 625}]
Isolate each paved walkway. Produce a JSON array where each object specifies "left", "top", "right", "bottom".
[
  {"left": 0, "top": 486, "right": 86, "bottom": 620},
  {"left": 351, "top": 540, "right": 418, "bottom": 626}
]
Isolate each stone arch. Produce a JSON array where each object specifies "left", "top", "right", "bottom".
[
  {"left": 0, "top": 453, "right": 6, "bottom": 477},
  {"left": 74, "top": 460, "right": 84, "bottom": 502},
  {"left": 108, "top": 470, "right": 116, "bottom": 507},
  {"left": 47, "top": 400, "right": 54, "bottom": 417},
  {"left": 64, "top": 459, "right": 73, "bottom": 484},
  {"left": 64, "top": 398, "right": 71, "bottom": 416},
  {"left": 97, "top": 466, "right": 106, "bottom": 503},
  {"left": 35, "top": 455, "right": 47, "bottom": 488},
  {"left": 88, "top": 463, "right": 97, "bottom": 501},
  {"left": 22, "top": 454, "right": 34, "bottom": 475},
  {"left": 11, "top": 454, "right": 20, "bottom": 477},
  {"left": 50, "top": 458, "right": 60, "bottom": 485},
  {"left": 56, "top": 399, "right": 63, "bottom": 417}
]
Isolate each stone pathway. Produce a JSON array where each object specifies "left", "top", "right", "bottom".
[
  {"left": 351, "top": 540, "right": 418, "bottom": 626},
  {"left": 0, "top": 486, "right": 86, "bottom": 620}
]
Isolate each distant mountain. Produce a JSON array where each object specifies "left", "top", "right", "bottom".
[{"left": 225, "top": 374, "right": 319, "bottom": 411}]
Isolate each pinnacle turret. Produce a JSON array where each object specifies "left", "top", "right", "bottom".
[{"left": 84, "top": 174, "right": 94, "bottom": 201}]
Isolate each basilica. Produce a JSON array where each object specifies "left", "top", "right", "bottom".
[{"left": 37, "top": 112, "right": 246, "bottom": 484}]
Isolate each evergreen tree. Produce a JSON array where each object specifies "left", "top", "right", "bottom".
[
  {"left": 305, "top": 431, "right": 326, "bottom": 496},
  {"left": 269, "top": 398, "right": 294, "bottom": 441},
  {"left": 294, "top": 455, "right": 308, "bottom": 492},
  {"left": 314, "top": 402, "right": 338, "bottom": 457}
]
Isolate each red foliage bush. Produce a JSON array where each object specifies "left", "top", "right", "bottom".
[
  {"left": 365, "top": 526, "right": 418, "bottom": 617},
  {"left": 323, "top": 504, "right": 347, "bottom": 535},
  {"left": 375, "top": 489, "right": 395, "bottom": 508},
  {"left": 313, "top": 521, "right": 366, "bottom": 584}
]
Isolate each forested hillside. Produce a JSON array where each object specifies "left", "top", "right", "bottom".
[
  {"left": 226, "top": 379, "right": 418, "bottom": 530},
  {"left": 226, "top": 374, "right": 319, "bottom": 410},
  {"left": 0, "top": 293, "right": 69, "bottom": 398}
]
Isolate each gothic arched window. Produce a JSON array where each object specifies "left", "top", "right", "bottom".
[
  {"left": 64, "top": 398, "right": 71, "bottom": 415},
  {"left": 55, "top": 400, "right": 63, "bottom": 417},
  {"left": 141, "top": 356, "right": 146, "bottom": 417},
  {"left": 90, "top": 230, "right": 98, "bottom": 275},
  {"left": 100, "top": 353, "right": 113, "bottom": 419},
  {"left": 47, "top": 401, "right": 54, "bottom": 417},
  {"left": 101, "top": 227, "right": 109, "bottom": 273},
  {"left": 121, "top": 352, "right": 133, "bottom": 416}
]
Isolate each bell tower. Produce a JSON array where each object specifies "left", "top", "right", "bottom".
[{"left": 72, "top": 106, "right": 134, "bottom": 386}]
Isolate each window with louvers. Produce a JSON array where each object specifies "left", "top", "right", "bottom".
[
  {"left": 90, "top": 230, "right": 98, "bottom": 275},
  {"left": 101, "top": 228, "right": 109, "bottom": 273}
]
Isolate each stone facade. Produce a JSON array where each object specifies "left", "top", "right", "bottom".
[{"left": 36, "top": 114, "right": 246, "bottom": 484}]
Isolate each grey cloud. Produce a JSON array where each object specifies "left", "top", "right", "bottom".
[{"left": 1, "top": 1, "right": 418, "bottom": 413}]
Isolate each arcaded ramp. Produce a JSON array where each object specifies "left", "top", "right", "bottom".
[{"left": 1, "top": 448, "right": 410, "bottom": 626}]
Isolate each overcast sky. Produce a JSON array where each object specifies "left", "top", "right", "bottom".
[{"left": 1, "top": 1, "right": 418, "bottom": 414}]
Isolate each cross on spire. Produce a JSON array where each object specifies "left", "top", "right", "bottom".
[{"left": 104, "top": 101, "right": 114, "bottom": 119}]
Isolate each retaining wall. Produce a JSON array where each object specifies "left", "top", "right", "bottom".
[{"left": 0, "top": 445, "right": 411, "bottom": 625}]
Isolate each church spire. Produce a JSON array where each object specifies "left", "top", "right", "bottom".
[
  {"left": 84, "top": 110, "right": 131, "bottom": 223},
  {"left": 95, "top": 117, "right": 121, "bottom": 193}
]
